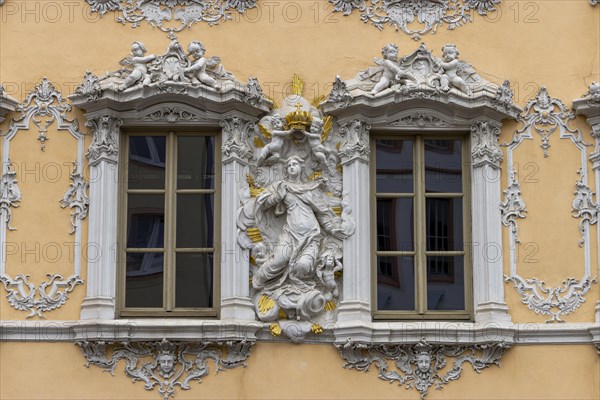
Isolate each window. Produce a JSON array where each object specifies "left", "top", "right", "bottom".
[
  {"left": 372, "top": 135, "right": 472, "bottom": 320},
  {"left": 118, "top": 132, "right": 219, "bottom": 317}
]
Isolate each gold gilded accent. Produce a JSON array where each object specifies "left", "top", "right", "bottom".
[
  {"left": 258, "top": 294, "right": 275, "bottom": 314},
  {"left": 246, "top": 175, "right": 265, "bottom": 197},
  {"left": 258, "top": 123, "right": 272, "bottom": 139},
  {"left": 311, "top": 94, "right": 326, "bottom": 108},
  {"left": 249, "top": 255, "right": 256, "bottom": 265},
  {"left": 310, "top": 324, "right": 323, "bottom": 334},
  {"left": 334, "top": 270, "right": 342, "bottom": 278},
  {"left": 286, "top": 102, "right": 313, "bottom": 130},
  {"left": 270, "top": 323, "right": 282, "bottom": 337},
  {"left": 325, "top": 192, "right": 333, "bottom": 197},
  {"left": 308, "top": 171, "right": 322, "bottom": 181},
  {"left": 336, "top": 164, "right": 342, "bottom": 173},
  {"left": 278, "top": 309, "right": 287, "bottom": 319},
  {"left": 336, "top": 142, "right": 341, "bottom": 150},
  {"left": 332, "top": 206, "right": 342, "bottom": 217},
  {"left": 291, "top": 74, "right": 304, "bottom": 96},
  {"left": 247, "top": 227, "right": 263, "bottom": 243},
  {"left": 253, "top": 137, "right": 265, "bottom": 148},
  {"left": 321, "top": 115, "right": 333, "bottom": 143},
  {"left": 324, "top": 301, "right": 336, "bottom": 311}
]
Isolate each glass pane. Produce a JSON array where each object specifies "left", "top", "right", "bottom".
[
  {"left": 128, "top": 136, "right": 166, "bottom": 189},
  {"left": 426, "top": 198, "right": 463, "bottom": 251},
  {"left": 176, "top": 253, "right": 213, "bottom": 308},
  {"left": 427, "top": 256, "right": 465, "bottom": 311},
  {"left": 127, "top": 195, "right": 164, "bottom": 248},
  {"left": 425, "top": 139, "right": 462, "bottom": 193},
  {"left": 376, "top": 139, "right": 413, "bottom": 193},
  {"left": 176, "top": 194, "right": 214, "bottom": 248},
  {"left": 177, "top": 136, "right": 215, "bottom": 189},
  {"left": 377, "top": 198, "right": 414, "bottom": 251},
  {"left": 125, "top": 252, "right": 164, "bottom": 308},
  {"left": 376, "top": 256, "right": 415, "bottom": 311}
]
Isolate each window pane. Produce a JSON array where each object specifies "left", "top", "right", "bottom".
[
  {"left": 376, "top": 139, "right": 413, "bottom": 193},
  {"left": 377, "top": 198, "right": 414, "bottom": 251},
  {"left": 128, "top": 136, "right": 166, "bottom": 189},
  {"left": 177, "top": 136, "right": 215, "bottom": 189},
  {"left": 427, "top": 256, "right": 464, "bottom": 311},
  {"left": 127, "top": 194, "right": 164, "bottom": 248},
  {"left": 125, "top": 252, "right": 164, "bottom": 308},
  {"left": 425, "top": 139, "right": 462, "bottom": 193},
  {"left": 175, "top": 253, "right": 213, "bottom": 308},
  {"left": 376, "top": 256, "right": 415, "bottom": 311},
  {"left": 176, "top": 194, "right": 214, "bottom": 248},
  {"left": 426, "top": 198, "right": 463, "bottom": 251}
]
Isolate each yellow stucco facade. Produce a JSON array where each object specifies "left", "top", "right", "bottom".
[{"left": 0, "top": 0, "right": 599, "bottom": 399}]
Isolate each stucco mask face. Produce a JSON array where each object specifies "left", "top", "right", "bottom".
[
  {"left": 157, "top": 354, "right": 175, "bottom": 376},
  {"left": 416, "top": 353, "right": 431, "bottom": 373}
]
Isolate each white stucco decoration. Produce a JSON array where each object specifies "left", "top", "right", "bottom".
[
  {"left": 0, "top": 78, "right": 86, "bottom": 318},
  {"left": 237, "top": 76, "right": 356, "bottom": 341},
  {"left": 503, "top": 86, "right": 598, "bottom": 322}
]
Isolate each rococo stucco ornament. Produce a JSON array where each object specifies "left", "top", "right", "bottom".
[
  {"left": 86, "top": 0, "right": 257, "bottom": 31},
  {"left": 0, "top": 78, "right": 87, "bottom": 318},
  {"left": 338, "top": 43, "right": 505, "bottom": 104},
  {"left": 0, "top": 161, "right": 21, "bottom": 231},
  {"left": 237, "top": 76, "right": 355, "bottom": 341},
  {"left": 328, "top": 0, "right": 501, "bottom": 40},
  {"left": 78, "top": 339, "right": 253, "bottom": 400},
  {"left": 337, "top": 339, "right": 511, "bottom": 398},
  {"left": 503, "top": 86, "right": 597, "bottom": 323}
]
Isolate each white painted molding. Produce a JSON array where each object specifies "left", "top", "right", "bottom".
[{"left": 0, "top": 85, "right": 18, "bottom": 123}]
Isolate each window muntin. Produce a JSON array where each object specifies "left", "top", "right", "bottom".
[
  {"left": 119, "top": 132, "right": 219, "bottom": 317},
  {"left": 372, "top": 135, "right": 471, "bottom": 320}
]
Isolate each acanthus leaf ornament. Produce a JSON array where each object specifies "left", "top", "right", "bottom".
[
  {"left": 86, "top": 0, "right": 257, "bottom": 31},
  {"left": 572, "top": 169, "right": 599, "bottom": 247},
  {"left": 86, "top": 115, "right": 123, "bottom": 165},
  {"left": 143, "top": 107, "right": 204, "bottom": 123},
  {"left": 220, "top": 115, "right": 254, "bottom": 162},
  {"left": 329, "top": 0, "right": 501, "bottom": 40},
  {"left": 499, "top": 168, "right": 527, "bottom": 244},
  {"left": 339, "top": 119, "right": 371, "bottom": 163},
  {"left": 471, "top": 121, "right": 503, "bottom": 168},
  {"left": 14, "top": 78, "right": 72, "bottom": 151},
  {"left": 0, "top": 160, "right": 21, "bottom": 231},
  {"left": 74, "top": 71, "right": 103, "bottom": 102},
  {"left": 494, "top": 80, "right": 515, "bottom": 113},
  {"left": 60, "top": 162, "right": 90, "bottom": 235},
  {"left": 77, "top": 339, "right": 254, "bottom": 400},
  {"left": 336, "top": 339, "right": 511, "bottom": 398},
  {"left": 0, "top": 273, "right": 84, "bottom": 318},
  {"left": 326, "top": 75, "right": 353, "bottom": 109},
  {"left": 243, "top": 77, "right": 265, "bottom": 107}
]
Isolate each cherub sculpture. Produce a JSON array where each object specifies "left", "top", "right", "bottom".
[
  {"left": 439, "top": 44, "right": 472, "bottom": 95},
  {"left": 119, "top": 41, "right": 156, "bottom": 91},
  {"left": 371, "top": 44, "right": 402, "bottom": 95},
  {"left": 184, "top": 41, "right": 220, "bottom": 89},
  {"left": 256, "top": 114, "right": 293, "bottom": 165},
  {"left": 317, "top": 253, "right": 343, "bottom": 301},
  {"left": 303, "top": 118, "right": 332, "bottom": 171}
]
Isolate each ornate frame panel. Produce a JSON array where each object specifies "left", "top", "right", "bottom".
[
  {"left": 0, "top": 78, "right": 87, "bottom": 318},
  {"left": 502, "top": 87, "right": 598, "bottom": 322}
]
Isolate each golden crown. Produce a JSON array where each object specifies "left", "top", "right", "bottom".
[{"left": 285, "top": 102, "right": 313, "bottom": 130}]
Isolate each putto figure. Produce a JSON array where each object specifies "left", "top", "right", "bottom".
[
  {"left": 119, "top": 41, "right": 156, "bottom": 91},
  {"left": 439, "top": 44, "right": 472, "bottom": 95},
  {"left": 256, "top": 114, "right": 293, "bottom": 166},
  {"left": 371, "top": 43, "right": 402, "bottom": 95},
  {"left": 303, "top": 118, "right": 332, "bottom": 171},
  {"left": 185, "top": 41, "right": 219, "bottom": 89}
]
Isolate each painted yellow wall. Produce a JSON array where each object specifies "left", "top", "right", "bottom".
[
  {"left": 0, "top": 342, "right": 598, "bottom": 399},
  {"left": 0, "top": 1, "right": 599, "bottom": 398}
]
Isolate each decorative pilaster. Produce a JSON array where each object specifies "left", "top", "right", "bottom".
[
  {"left": 219, "top": 115, "right": 255, "bottom": 320},
  {"left": 337, "top": 119, "right": 372, "bottom": 323},
  {"left": 471, "top": 121, "right": 511, "bottom": 322},
  {"left": 80, "top": 115, "right": 122, "bottom": 320}
]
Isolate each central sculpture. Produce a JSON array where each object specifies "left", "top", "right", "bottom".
[{"left": 237, "top": 76, "right": 355, "bottom": 341}]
